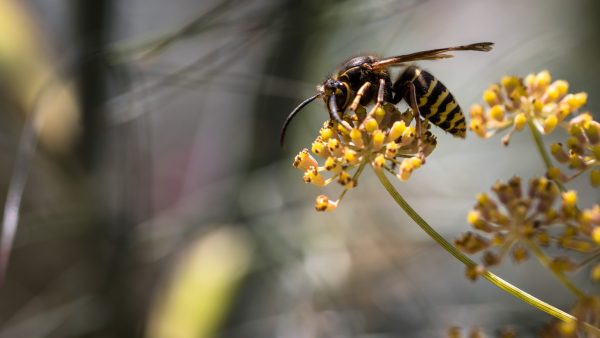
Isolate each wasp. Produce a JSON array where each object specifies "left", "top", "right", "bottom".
[{"left": 280, "top": 42, "right": 494, "bottom": 150}]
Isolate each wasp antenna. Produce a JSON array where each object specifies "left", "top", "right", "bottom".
[{"left": 280, "top": 94, "right": 320, "bottom": 147}]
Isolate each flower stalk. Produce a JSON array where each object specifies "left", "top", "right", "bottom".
[{"left": 373, "top": 167, "right": 600, "bottom": 335}]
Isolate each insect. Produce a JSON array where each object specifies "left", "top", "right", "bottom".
[{"left": 280, "top": 42, "right": 494, "bottom": 149}]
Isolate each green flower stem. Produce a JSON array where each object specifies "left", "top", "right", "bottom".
[
  {"left": 373, "top": 167, "right": 600, "bottom": 334},
  {"left": 525, "top": 239, "right": 586, "bottom": 298},
  {"left": 527, "top": 119, "right": 567, "bottom": 192}
]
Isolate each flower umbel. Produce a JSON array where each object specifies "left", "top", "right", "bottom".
[
  {"left": 550, "top": 112, "right": 600, "bottom": 187},
  {"left": 293, "top": 103, "right": 437, "bottom": 211},
  {"left": 456, "top": 176, "right": 600, "bottom": 281},
  {"left": 470, "top": 71, "right": 587, "bottom": 145}
]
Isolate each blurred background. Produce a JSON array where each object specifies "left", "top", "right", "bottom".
[{"left": 0, "top": 0, "right": 599, "bottom": 337}]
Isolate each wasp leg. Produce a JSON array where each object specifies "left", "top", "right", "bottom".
[
  {"left": 328, "top": 95, "right": 352, "bottom": 131},
  {"left": 349, "top": 82, "right": 371, "bottom": 112},
  {"left": 359, "top": 79, "right": 386, "bottom": 130},
  {"left": 406, "top": 81, "right": 426, "bottom": 163}
]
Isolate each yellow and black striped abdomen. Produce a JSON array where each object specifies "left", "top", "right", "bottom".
[{"left": 395, "top": 66, "right": 466, "bottom": 138}]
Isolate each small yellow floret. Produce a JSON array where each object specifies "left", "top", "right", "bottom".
[
  {"left": 337, "top": 171, "right": 355, "bottom": 188},
  {"left": 372, "top": 154, "right": 386, "bottom": 170},
  {"left": 303, "top": 166, "right": 325, "bottom": 186},
  {"left": 535, "top": 70, "right": 551, "bottom": 88},
  {"left": 500, "top": 75, "right": 519, "bottom": 89},
  {"left": 374, "top": 106, "right": 386, "bottom": 119},
  {"left": 311, "top": 139, "right": 329, "bottom": 157},
  {"left": 558, "top": 319, "right": 576, "bottom": 335},
  {"left": 315, "top": 195, "right": 337, "bottom": 212},
  {"left": 554, "top": 80, "right": 569, "bottom": 96},
  {"left": 562, "top": 190, "right": 577, "bottom": 208},
  {"left": 364, "top": 118, "right": 378, "bottom": 133},
  {"left": 543, "top": 115, "right": 558, "bottom": 134},
  {"left": 490, "top": 105, "right": 505, "bottom": 122},
  {"left": 343, "top": 148, "right": 359, "bottom": 165},
  {"left": 387, "top": 121, "right": 406, "bottom": 142},
  {"left": 324, "top": 156, "right": 340, "bottom": 172},
  {"left": 483, "top": 89, "right": 498, "bottom": 106},
  {"left": 400, "top": 126, "right": 415, "bottom": 145},
  {"left": 293, "top": 148, "right": 318, "bottom": 170},
  {"left": 514, "top": 113, "right": 527, "bottom": 131},
  {"left": 547, "top": 167, "right": 562, "bottom": 181},
  {"left": 385, "top": 141, "right": 398, "bottom": 158},
  {"left": 469, "top": 119, "right": 487, "bottom": 138},
  {"left": 320, "top": 127, "right": 334, "bottom": 141},
  {"left": 469, "top": 104, "right": 484, "bottom": 118},
  {"left": 565, "top": 92, "right": 587, "bottom": 110},
  {"left": 467, "top": 210, "right": 481, "bottom": 225},
  {"left": 350, "top": 128, "right": 363, "bottom": 148},
  {"left": 409, "top": 157, "right": 422, "bottom": 169},
  {"left": 544, "top": 86, "right": 559, "bottom": 102},
  {"left": 372, "top": 130, "right": 385, "bottom": 150},
  {"left": 327, "top": 138, "right": 343, "bottom": 156}
]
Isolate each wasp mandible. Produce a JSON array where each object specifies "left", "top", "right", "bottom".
[{"left": 280, "top": 42, "right": 494, "bottom": 151}]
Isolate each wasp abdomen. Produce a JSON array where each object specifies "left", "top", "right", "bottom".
[{"left": 394, "top": 66, "right": 466, "bottom": 138}]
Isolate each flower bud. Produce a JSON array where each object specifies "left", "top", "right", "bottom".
[
  {"left": 315, "top": 195, "right": 337, "bottom": 212},
  {"left": 293, "top": 148, "right": 318, "bottom": 170}
]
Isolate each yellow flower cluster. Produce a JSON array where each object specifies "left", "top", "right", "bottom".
[
  {"left": 455, "top": 176, "right": 600, "bottom": 280},
  {"left": 293, "top": 104, "right": 437, "bottom": 211},
  {"left": 549, "top": 113, "right": 600, "bottom": 187},
  {"left": 470, "top": 71, "right": 588, "bottom": 145}
]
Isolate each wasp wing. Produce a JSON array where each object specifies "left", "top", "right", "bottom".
[{"left": 370, "top": 42, "right": 493, "bottom": 69}]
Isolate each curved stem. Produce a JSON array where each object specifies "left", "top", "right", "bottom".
[
  {"left": 527, "top": 119, "right": 567, "bottom": 192},
  {"left": 373, "top": 168, "right": 600, "bottom": 334},
  {"left": 525, "top": 239, "right": 586, "bottom": 298}
]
